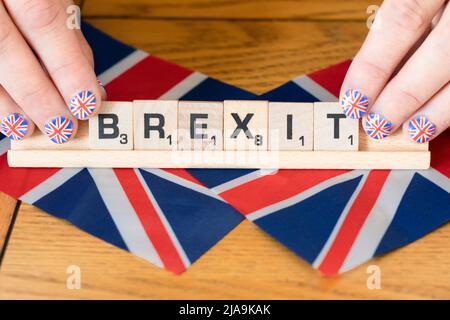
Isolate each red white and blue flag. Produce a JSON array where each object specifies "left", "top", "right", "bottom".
[
  {"left": 70, "top": 90, "right": 97, "bottom": 119},
  {"left": 1, "top": 114, "right": 28, "bottom": 141},
  {"left": 0, "top": 23, "right": 448, "bottom": 275}
]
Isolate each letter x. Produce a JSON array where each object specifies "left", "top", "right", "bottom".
[{"left": 230, "top": 113, "right": 254, "bottom": 139}]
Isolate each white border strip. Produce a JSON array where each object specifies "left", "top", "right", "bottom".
[
  {"left": 293, "top": 75, "right": 338, "bottom": 102},
  {"left": 135, "top": 169, "right": 191, "bottom": 268},
  {"left": 339, "top": 170, "right": 415, "bottom": 273},
  {"left": 0, "top": 138, "right": 10, "bottom": 156},
  {"left": 20, "top": 168, "right": 83, "bottom": 204},
  {"left": 247, "top": 170, "right": 366, "bottom": 222},
  {"left": 89, "top": 169, "right": 163, "bottom": 268},
  {"left": 158, "top": 72, "right": 208, "bottom": 100},
  {"left": 212, "top": 169, "right": 278, "bottom": 194},
  {"left": 418, "top": 168, "right": 450, "bottom": 193},
  {"left": 311, "top": 172, "right": 369, "bottom": 268},
  {"left": 97, "top": 50, "right": 149, "bottom": 86},
  {"left": 141, "top": 168, "right": 225, "bottom": 202}
]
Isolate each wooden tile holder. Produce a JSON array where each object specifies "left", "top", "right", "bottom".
[{"left": 7, "top": 101, "right": 430, "bottom": 169}]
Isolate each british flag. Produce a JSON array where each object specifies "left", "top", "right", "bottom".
[
  {"left": 1, "top": 113, "right": 28, "bottom": 141},
  {"left": 408, "top": 116, "right": 436, "bottom": 144},
  {"left": 44, "top": 116, "right": 74, "bottom": 144},
  {"left": 0, "top": 23, "right": 448, "bottom": 275},
  {"left": 340, "top": 89, "right": 369, "bottom": 119},
  {"left": 363, "top": 112, "right": 393, "bottom": 140},
  {"left": 70, "top": 90, "right": 97, "bottom": 119}
]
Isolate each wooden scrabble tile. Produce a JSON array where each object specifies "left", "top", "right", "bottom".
[
  {"left": 313, "top": 102, "right": 359, "bottom": 151},
  {"left": 134, "top": 100, "right": 178, "bottom": 150},
  {"left": 268, "top": 102, "right": 313, "bottom": 151},
  {"left": 224, "top": 100, "right": 268, "bottom": 151},
  {"left": 178, "top": 101, "right": 223, "bottom": 150},
  {"left": 89, "top": 101, "right": 133, "bottom": 150}
]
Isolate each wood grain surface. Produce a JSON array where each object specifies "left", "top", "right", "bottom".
[{"left": 1, "top": 0, "right": 449, "bottom": 299}]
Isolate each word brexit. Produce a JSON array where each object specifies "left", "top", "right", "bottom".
[{"left": 89, "top": 100, "right": 359, "bottom": 151}]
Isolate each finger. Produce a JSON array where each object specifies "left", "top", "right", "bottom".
[
  {"left": 403, "top": 82, "right": 450, "bottom": 143},
  {"left": 363, "top": 5, "right": 450, "bottom": 140},
  {"left": 59, "top": 0, "right": 95, "bottom": 67},
  {"left": 0, "top": 86, "right": 35, "bottom": 141},
  {"left": 0, "top": 2, "right": 77, "bottom": 144},
  {"left": 340, "top": 0, "right": 445, "bottom": 119},
  {"left": 5, "top": 0, "right": 103, "bottom": 120}
]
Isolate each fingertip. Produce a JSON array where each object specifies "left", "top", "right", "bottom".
[
  {"left": 405, "top": 115, "right": 437, "bottom": 144},
  {"left": 69, "top": 89, "right": 100, "bottom": 120},
  {"left": 43, "top": 115, "right": 77, "bottom": 144},
  {"left": 340, "top": 88, "right": 369, "bottom": 119}
]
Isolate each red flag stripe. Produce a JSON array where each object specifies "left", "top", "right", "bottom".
[
  {"left": 318, "top": 170, "right": 391, "bottom": 275},
  {"left": 104, "top": 56, "right": 193, "bottom": 101},
  {"left": 308, "top": 60, "right": 351, "bottom": 98},
  {"left": 113, "top": 168, "right": 186, "bottom": 274},
  {"left": 162, "top": 169, "right": 205, "bottom": 186},
  {"left": 220, "top": 169, "right": 349, "bottom": 216},
  {"left": 0, "top": 155, "right": 61, "bottom": 199},
  {"left": 430, "top": 130, "right": 450, "bottom": 178}
]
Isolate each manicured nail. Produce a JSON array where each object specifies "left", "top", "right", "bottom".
[
  {"left": 407, "top": 116, "right": 436, "bottom": 144},
  {"left": 1, "top": 113, "right": 29, "bottom": 141},
  {"left": 340, "top": 89, "right": 369, "bottom": 119},
  {"left": 97, "top": 79, "right": 107, "bottom": 99},
  {"left": 69, "top": 89, "right": 97, "bottom": 120},
  {"left": 44, "top": 116, "right": 74, "bottom": 144},
  {"left": 363, "top": 112, "right": 393, "bottom": 140}
]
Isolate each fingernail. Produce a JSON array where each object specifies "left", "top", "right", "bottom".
[
  {"left": 407, "top": 116, "right": 436, "bottom": 144},
  {"left": 97, "top": 79, "right": 107, "bottom": 99},
  {"left": 44, "top": 116, "right": 74, "bottom": 144},
  {"left": 340, "top": 89, "right": 369, "bottom": 119},
  {"left": 363, "top": 112, "right": 393, "bottom": 140},
  {"left": 69, "top": 89, "right": 97, "bottom": 120},
  {"left": 1, "top": 113, "right": 29, "bottom": 141}
]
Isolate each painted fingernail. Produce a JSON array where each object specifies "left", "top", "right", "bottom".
[
  {"left": 69, "top": 89, "right": 97, "bottom": 120},
  {"left": 407, "top": 116, "right": 436, "bottom": 144},
  {"left": 1, "top": 113, "right": 29, "bottom": 141},
  {"left": 340, "top": 89, "right": 369, "bottom": 119},
  {"left": 97, "top": 79, "right": 107, "bottom": 99},
  {"left": 44, "top": 116, "right": 74, "bottom": 144},
  {"left": 363, "top": 112, "right": 393, "bottom": 140}
]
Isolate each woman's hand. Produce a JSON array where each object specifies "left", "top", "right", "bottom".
[
  {"left": 0, "top": 0, "right": 104, "bottom": 144},
  {"left": 340, "top": 0, "right": 449, "bottom": 143}
]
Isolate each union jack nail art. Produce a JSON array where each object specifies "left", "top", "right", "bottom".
[
  {"left": 408, "top": 116, "right": 436, "bottom": 144},
  {"left": 69, "top": 90, "right": 97, "bottom": 120},
  {"left": 340, "top": 89, "right": 369, "bottom": 119},
  {"left": 1, "top": 113, "right": 29, "bottom": 141},
  {"left": 363, "top": 113, "right": 393, "bottom": 140},
  {"left": 44, "top": 116, "right": 74, "bottom": 144}
]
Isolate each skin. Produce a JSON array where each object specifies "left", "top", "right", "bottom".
[
  {"left": 0, "top": 0, "right": 104, "bottom": 143},
  {"left": 0, "top": 0, "right": 448, "bottom": 144},
  {"left": 340, "top": 0, "right": 450, "bottom": 143}
]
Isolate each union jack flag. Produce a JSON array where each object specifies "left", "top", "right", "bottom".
[
  {"left": 408, "top": 116, "right": 436, "bottom": 144},
  {"left": 340, "top": 89, "right": 369, "bottom": 119},
  {"left": 0, "top": 23, "right": 448, "bottom": 275},
  {"left": 70, "top": 90, "right": 97, "bottom": 119},
  {"left": 363, "top": 113, "right": 393, "bottom": 140},
  {"left": 44, "top": 116, "right": 74, "bottom": 144},
  {"left": 1, "top": 113, "right": 28, "bottom": 141}
]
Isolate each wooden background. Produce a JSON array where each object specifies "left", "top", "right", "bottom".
[{"left": 1, "top": 0, "right": 449, "bottom": 299}]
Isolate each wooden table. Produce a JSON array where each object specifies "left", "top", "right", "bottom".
[{"left": 1, "top": 0, "right": 449, "bottom": 299}]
